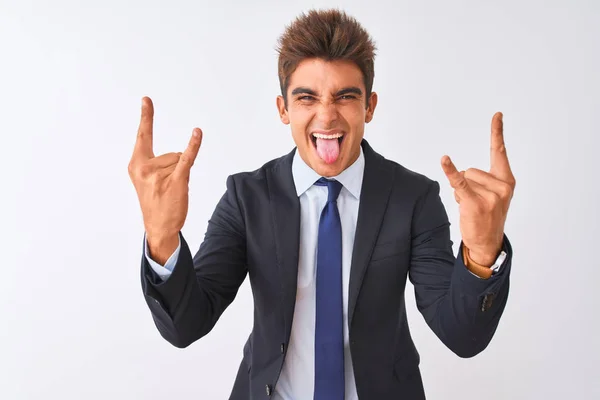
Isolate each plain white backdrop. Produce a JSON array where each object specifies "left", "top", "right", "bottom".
[{"left": 1, "top": 0, "right": 598, "bottom": 398}]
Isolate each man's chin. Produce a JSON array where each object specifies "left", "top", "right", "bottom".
[{"left": 310, "top": 155, "right": 346, "bottom": 177}]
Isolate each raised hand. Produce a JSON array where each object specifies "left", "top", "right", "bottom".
[
  {"left": 441, "top": 112, "right": 516, "bottom": 266},
  {"left": 128, "top": 96, "right": 203, "bottom": 263}
]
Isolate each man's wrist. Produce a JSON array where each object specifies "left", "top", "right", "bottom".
[
  {"left": 467, "top": 248, "right": 498, "bottom": 267},
  {"left": 146, "top": 232, "right": 180, "bottom": 265}
]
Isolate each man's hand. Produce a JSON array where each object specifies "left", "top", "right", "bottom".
[
  {"left": 128, "top": 96, "right": 203, "bottom": 263},
  {"left": 441, "top": 112, "right": 516, "bottom": 266}
]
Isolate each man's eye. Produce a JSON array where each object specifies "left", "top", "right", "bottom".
[
  {"left": 299, "top": 96, "right": 315, "bottom": 101},
  {"left": 340, "top": 95, "right": 357, "bottom": 100}
]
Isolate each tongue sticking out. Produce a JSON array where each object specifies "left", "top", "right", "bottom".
[{"left": 316, "top": 137, "right": 340, "bottom": 164}]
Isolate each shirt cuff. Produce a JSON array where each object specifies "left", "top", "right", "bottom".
[{"left": 143, "top": 233, "right": 181, "bottom": 280}]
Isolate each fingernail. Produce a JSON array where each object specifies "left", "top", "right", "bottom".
[{"left": 193, "top": 129, "right": 199, "bottom": 137}]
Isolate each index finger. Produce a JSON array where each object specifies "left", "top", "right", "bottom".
[
  {"left": 134, "top": 96, "right": 155, "bottom": 160},
  {"left": 490, "top": 112, "right": 512, "bottom": 178}
]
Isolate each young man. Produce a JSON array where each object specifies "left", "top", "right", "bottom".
[{"left": 128, "top": 9, "right": 516, "bottom": 400}]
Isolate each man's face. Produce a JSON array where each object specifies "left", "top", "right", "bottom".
[{"left": 277, "top": 58, "right": 377, "bottom": 177}]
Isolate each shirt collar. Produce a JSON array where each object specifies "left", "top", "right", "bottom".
[{"left": 292, "top": 146, "right": 364, "bottom": 199}]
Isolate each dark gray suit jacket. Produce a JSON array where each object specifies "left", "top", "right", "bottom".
[{"left": 141, "top": 139, "right": 512, "bottom": 399}]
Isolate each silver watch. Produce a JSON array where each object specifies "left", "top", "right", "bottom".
[{"left": 490, "top": 250, "right": 507, "bottom": 274}]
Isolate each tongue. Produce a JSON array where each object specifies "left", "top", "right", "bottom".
[{"left": 316, "top": 138, "right": 340, "bottom": 164}]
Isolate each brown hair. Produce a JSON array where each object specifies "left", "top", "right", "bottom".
[{"left": 276, "top": 9, "right": 377, "bottom": 108}]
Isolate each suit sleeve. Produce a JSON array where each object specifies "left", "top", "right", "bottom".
[
  {"left": 408, "top": 180, "right": 512, "bottom": 358},
  {"left": 140, "top": 175, "right": 248, "bottom": 348}
]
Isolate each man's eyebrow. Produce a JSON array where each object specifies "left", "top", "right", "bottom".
[
  {"left": 291, "top": 87, "right": 363, "bottom": 97},
  {"left": 291, "top": 87, "right": 318, "bottom": 96},
  {"left": 336, "top": 87, "right": 363, "bottom": 96}
]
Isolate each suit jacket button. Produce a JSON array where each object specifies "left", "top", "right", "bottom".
[
  {"left": 266, "top": 384, "right": 272, "bottom": 396},
  {"left": 481, "top": 293, "right": 495, "bottom": 311},
  {"left": 280, "top": 343, "right": 285, "bottom": 354}
]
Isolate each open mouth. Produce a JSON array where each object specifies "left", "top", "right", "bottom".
[
  {"left": 310, "top": 132, "right": 345, "bottom": 148},
  {"left": 310, "top": 131, "right": 346, "bottom": 164}
]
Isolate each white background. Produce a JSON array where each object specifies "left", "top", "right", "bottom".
[{"left": 1, "top": 0, "right": 598, "bottom": 399}]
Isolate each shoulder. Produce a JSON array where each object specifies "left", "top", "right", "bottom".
[
  {"left": 225, "top": 150, "right": 293, "bottom": 191},
  {"left": 374, "top": 149, "right": 439, "bottom": 197}
]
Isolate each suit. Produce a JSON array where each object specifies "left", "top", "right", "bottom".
[{"left": 140, "top": 139, "right": 513, "bottom": 399}]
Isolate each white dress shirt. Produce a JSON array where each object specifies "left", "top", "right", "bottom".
[{"left": 145, "top": 148, "right": 365, "bottom": 400}]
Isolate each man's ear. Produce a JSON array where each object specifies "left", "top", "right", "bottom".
[
  {"left": 365, "top": 92, "right": 378, "bottom": 123},
  {"left": 276, "top": 95, "right": 290, "bottom": 125}
]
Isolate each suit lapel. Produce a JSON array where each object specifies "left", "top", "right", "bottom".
[
  {"left": 266, "top": 149, "right": 301, "bottom": 342},
  {"left": 348, "top": 140, "right": 395, "bottom": 327}
]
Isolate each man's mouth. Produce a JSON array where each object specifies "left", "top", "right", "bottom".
[
  {"left": 310, "top": 132, "right": 345, "bottom": 148},
  {"left": 310, "top": 131, "right": 345, "bottom": 164}
]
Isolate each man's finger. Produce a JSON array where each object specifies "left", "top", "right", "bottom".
[
  {"left": 156, "top": 162, "right": 178, "bottom": 180},
  {"left": 150, "top": 152, "right": 182, "bottom": 169},
  {"left": 464, "top": 168, "right": 503, "bottom": 189},
  {"left": 465, "top": 167, "right": 514, "bottom": 211},
  {"left": 174, "top": 128, "right": 203, "bottom": 179},
  {"left": 489, "top": 112, "right": 512, "bottom": 179},
  {"left": 134, "top": 96, "right": 155, "bottom": 160},
  {"left": 441, "top": 155, "right": 475, "bottom": 198},
  {"left": 464, "top": 177, "right": 498, "bottom": 205}
]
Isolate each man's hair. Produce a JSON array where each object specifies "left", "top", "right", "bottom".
[{"left": 276, "top": 9, "right": 377, "bottom": 108}]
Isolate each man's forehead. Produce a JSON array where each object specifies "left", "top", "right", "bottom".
[{"left": 288, "top": 59, "right": 365, "bottom": 94}]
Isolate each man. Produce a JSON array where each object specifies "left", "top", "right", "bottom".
[{"left": 128, "top": 9, "right": 516, "bottom": 400}]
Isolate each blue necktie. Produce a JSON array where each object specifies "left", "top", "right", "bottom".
[{"left": 314, "top": 177, "right": 344, "bottom": 400}]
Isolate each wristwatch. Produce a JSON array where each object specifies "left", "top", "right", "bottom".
[{"left": 490, "top": 250, "right": 508, "bottom": 275}]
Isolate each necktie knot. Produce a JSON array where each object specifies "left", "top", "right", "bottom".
[{"left": 315, "top": 177, "right": 343, "bottom": 203}]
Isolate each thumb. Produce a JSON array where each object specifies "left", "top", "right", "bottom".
[{"left": 174, "top": 128, "right": 203, "bottom": 180}]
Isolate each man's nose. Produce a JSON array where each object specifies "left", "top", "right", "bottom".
[{"left": 316, "top": 100, "right": 338, "bottom": 125}]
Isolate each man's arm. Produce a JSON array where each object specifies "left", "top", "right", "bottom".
[
  {"left": 408, "top": 180, "right": 512, "bottom": 358},
  {"left": 140, "top": 175, "right": 248, "bottom": 348}
]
